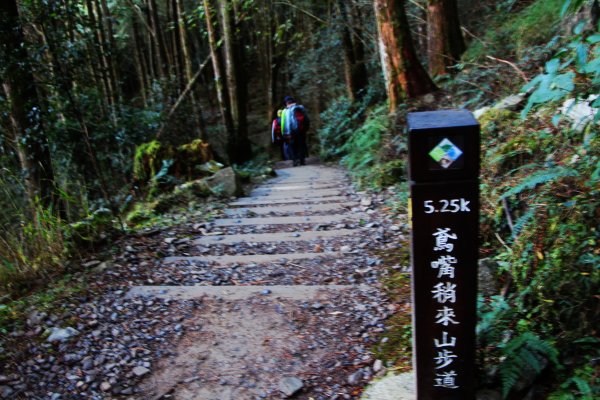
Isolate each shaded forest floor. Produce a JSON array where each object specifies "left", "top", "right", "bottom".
[{"left": 0, "top": 163, "right": 412, "bottom": 399}]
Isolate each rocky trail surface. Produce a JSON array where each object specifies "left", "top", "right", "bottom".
[{"left": 0, "top": 162, "right": 411, "bottom": 400}]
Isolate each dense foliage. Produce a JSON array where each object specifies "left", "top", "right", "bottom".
[
  {"left": 0, "top": 0, "right": 598, "bottom": 397},
  {"left": 316, "top": 0, "right": 599, "bottom": 397}
]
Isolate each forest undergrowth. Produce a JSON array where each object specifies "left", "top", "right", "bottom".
[{"left": 317, "top": 1, "right": 599, "bottom": 398}]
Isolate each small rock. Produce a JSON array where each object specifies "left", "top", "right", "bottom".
[
  {"left": 493, "top": 93, "right": 525, "bottom": 111},
  {"left": 279, "top": 377, "right": 303, "bottom": 397},
  {"left": 373, "top": 359, "right": 383, "bottom": 373},
  {"left": 82, "top": 260, "right": 101, "bottom": 269},
  {"left": 26, "top": 310, "right": 45, "bottom": 327},
  {"left": 260, "top": 289, "right": 272, "bottom": 295},
  {"left": 164, "top": 237, "right": 177, "bottom": 244},
  {"left": 360, "top": 198, "right": 372, "bottom": 207},
  {"left": 474, "top": 106, "right": 491, "bottom": 120},
  {"left": 81, "top": 358, "right": 94, "bottom": 371},
  {"left": 347, "top": 370, "right": 363, "bottom": 385},
  {"left": 132, "top": 366, "right": 150, "bottom": 377},
  {"left": 47, "top": 327, "right": 79, "bottom": 343},
  {"left": 0, "top": 386, "right": 14, "bottom": 398},
  {"left": 340, "top": 245, "right": 352, "bottom": 253},
  {"left": 100, "top": 382, "right": 112, "bottom": 392}
]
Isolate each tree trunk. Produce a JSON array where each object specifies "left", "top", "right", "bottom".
[
  {"left": 350, "top": 3, "right": 369, "bottom": 99},
  {"left": 170, "top": 0, "right": 184, "bottom": 91},
  {"left": 0, "top": 0, "right": 57, "bottom": 210},
  {"left": 427, "top": 0, "right": 465, "bottom": 76},
  {"left": 131, "top": 15, "right": 148, "bottom": 105},
  {"left": 147, "top": 0, "right": 169, "bottom": 80},
  {"left": 338, "top": 1, "right": 369, "bottom": 102},
  {"left": 39, "top": 7, "right": 111, "bottom": 202},
  {"left": 86, "top": 0, "right": 116, "bottom": 119},
  {"left": 373, "top": 0, "right": 436, "bottom": 112},
  {"left": 175, "top": 0, "right": 205, "bottom": 140},
  {"left": 100, "top": 0, "right": 120, "bottom": 99},
  {"left": 203, "top": 0, "right": 235, "bottom": 156},
  {"left": 217, "top": 0, "right": 239, "bottom": 129}
]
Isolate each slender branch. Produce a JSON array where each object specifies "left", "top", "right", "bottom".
[
  {"left": 127, "top": 0, "right": 157, "bottom": 40},
  {"left": 486, "top": 55, "right": 529, "bottom": 83},
  {"left": 455, "top": 78, "right": 496, "bottom": 96},
  {"left": 408, "top": 0, "right": 426, "bottom": 11},
  {"left": 155, "top": 55, "right": 211, "bottom": 139},
  {"left": 274, "top": 1, "right": 327, "bottom": 24},
  {"left": 461, "top": 26, "right": 486, "bottom": 47},
  {"left": 502, "top": 198, "right": 516, "bottom": 234}
]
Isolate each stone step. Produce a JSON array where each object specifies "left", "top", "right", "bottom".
[
  {"left": 192, "top": 228, "right": 360, "bottom": 245},
  {"left": 223, "top": 202, "right": 358, "bottom": 216},
  {"left": 127, "top": 284, "right": 370, "bottom": 301},
  {"left": 164, "top": 252, "right": 337, "bottom": 265},
  {"left": 247, "top": 188, "right": 343, "bottom": 199},
  {"left": 265, "top": 178, "right": 345, "bottom": 186},
  {"left": 254, "top": 183, "right": 343, "bottom": 191},
  {"left": 229, "top": 195, "right": 351, "bottom": 207},
  {"left": 212, "top": 213, "right": 359, "bottom": 226}
]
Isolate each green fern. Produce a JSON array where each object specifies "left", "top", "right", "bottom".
[
  {"left": 500, "top": 166, "right": 578, "bottom": 199},
  {"left": 499, "top": 332, "right": 560, "bottom": 398},
  {"left": 511, "top": 207, "right": 537, "bottom": 237}
]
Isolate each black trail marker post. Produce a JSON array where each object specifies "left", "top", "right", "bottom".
[{"left": 407, "top": 110, "right": 480, "bottom": 399}]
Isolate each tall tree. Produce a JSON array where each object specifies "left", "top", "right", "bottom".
[
  {"left": 427, "top": 0, "right": 465, "bottom": 76},
  {"left": 373, "top": 0, "right": 436, "bottom": 112},
  {"left": 175, "top": 0, "right": 205, "bottom": 139},
  {"left": 0, "top": 0, "right": 57, "bottom": 209},
  {"left": 216, "top": 0, "right": 251, "bottom": 162},
  {"left": 203, "top": 0, "right": 235, "bottom": 152},
  {"left": 337, "top": 1, "right": 369, "bottom": 102}
]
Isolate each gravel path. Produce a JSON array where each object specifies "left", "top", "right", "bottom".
[{"left": 0, "top": 163, "right": 410, "bottom": 400}]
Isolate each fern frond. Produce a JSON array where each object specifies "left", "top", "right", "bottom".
[
  {"left": 499, "top": 332, "right": 560, "bottom": 398},
  {"left": 572, "top": 376, "right": 593, "bottom": 396},
  {"left": 511, "top": 207, "right": 536, "bottom": 237},
  {"left": 501, "top": 166, "right": 578, "bottom": 199},
  {"left": 501, "top": 360, "right": 522, "bottom": 398}
]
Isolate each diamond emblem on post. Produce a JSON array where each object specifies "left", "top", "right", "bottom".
[{"left": 429, "top": 139, "right": 463, "bottom": 169}]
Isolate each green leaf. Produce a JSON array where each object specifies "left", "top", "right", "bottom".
[
  {"left": 586, "top": 34, "right": 600, "bottom": 44},
  {"left": 545, "top": 58, "right": 561, "bottom": 74},
  {"left": 575, "top": 43, "right": 589, "bottom": 67},
  {"left": 551, "top": 114, "right": 562, "bottom": 126}
]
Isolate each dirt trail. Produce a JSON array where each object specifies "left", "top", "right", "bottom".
[
  {"left": 0, "top": 161, "right": 409, "bottom": 400},
  {"left": 132, "top": 163, "right": 403, "bottom": 399}
]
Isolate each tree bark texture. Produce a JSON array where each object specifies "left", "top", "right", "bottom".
[
  {"left": 373, "top": 0, "right": 436, "bottom": 111},
  {"left": 427, "top": 0, "right": 466, "bottom": 76},
  {"left": 203, "top": 0, "right": 235, "bottom": 152},
  {"left": 147, "top": 0, "right": 169, "bottom": 81},
  {"left": 175, "top": 0, "right": 205, "bottom": 140},
  {"left": 86, "top": 0, "right": 116, "bottom": 118},
  {"left": 217, "top": 0, "right": 240, "bottom": 129},
  {"left": 0, "top": 0, "right": 56, "bottom": 209},
  {"left": 216, "top": 0, "right": 251, "bottom": 163},
  {"left": 338, "top": 1, "right": 369, "bottom": 102}
]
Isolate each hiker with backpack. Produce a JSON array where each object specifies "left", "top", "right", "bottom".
[
  {"left": 281, "top": 96, "right": 310, "bottom": 166},
  {"left": 271, "top": 108, "right": 289, "bottom": 160}
]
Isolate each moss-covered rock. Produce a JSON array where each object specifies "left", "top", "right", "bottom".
[
  {"left": 125, "top": 203, "right": 156, "bottom": 225},
  {"left": 204, "top": 167, "right": 243, "bottom": 197},
  {"left": 133, "top": 139, "right": 214, "bottom": 188},
  {"left": 133, "top": 141, "right": 173, "bottom": 183},
  {"left": 70, "top": 208, "right": 115, "bottom": 244},
  {"left": 175, "top": 139, "right": 213, "bottom": 178}
]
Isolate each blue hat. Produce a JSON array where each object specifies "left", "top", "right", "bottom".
[{"left": 284, "top": 96, "right": 295, "bottom": 104}]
